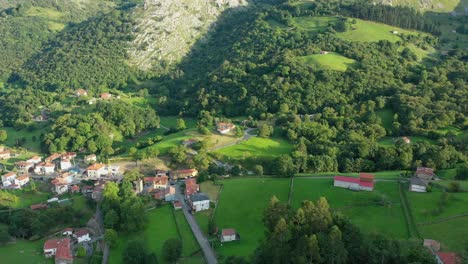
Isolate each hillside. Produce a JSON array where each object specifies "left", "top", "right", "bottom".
[
  {"left": 128, "top": 0, "right": 248, "bottom": 72},
  {"left": 0, "top": 0, "right": 115, "bottom": 82}
]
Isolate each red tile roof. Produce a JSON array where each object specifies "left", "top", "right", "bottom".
[
  {"left": 359, "top": 173, "right": 375, "bottom": 182},
  {"left": 222, "top": 229, "right": 236, "bottom": 236},
  {"left": 71, "top": 185, "right": 80, "bottom": 191},
  {"left": 437, "top": 252, "right": 460, "bottom": 264},
  {"left": 87, "top": 163, "right": 106, "bottom": 171},
  {"left": 55, "top": 238, "right": 73, "bottom": 260},
  {"left": 3, "top": 171, "right": 16, "bottom": 177},
  {"left": 185, "top": 178, "right": 199, "bottom": 196},
  {"left": 416, "top": 167, "right": 434, "bottom": 176},
  {"left": 17, "top": 174, "right": 29, "bottom": 181},
  {"left": 16, "top": 161, "right": 33, "bottom": 167},
  {"left": 74, "top": 228, "right": 89, "bottom": 237},
  {"left": 334, "top": 176, "right": 375, "bottom": 189},
  {"left": 173, "top": 201, "right": 182, "bottom": 208}
]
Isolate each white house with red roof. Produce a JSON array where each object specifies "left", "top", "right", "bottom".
[
  {"left": 27, "top": 156, "right": 42, "bottom": 164},
  {"left": 87, "top": 163, "right": 107, "bottom": 178},
  {"left": 153, "top": 186, "right": 176, "bottom": 201},
  {"left": 75, "top": 89, "right": 88, "bottom": 97},
  {"left": 416, "top": 167, "right": 435, "bottom": 181},
  {"left": 15, "top": 161, "right": 34, "bottom": 173},
  {"left": 144, "top": 175, "right": 169, "bottom": 189},
  {"left": 334, "top": 173, "right": 375, "bottom": 191},
  {"left": 216, "top": 122, "right": 236, "bottom": 134},
  {"left": 16, "top": 174, "right": 30, "bottom": 187},
  {"left": 34, "top": 162, "right": 55, "bottom": 174},
  {"left": 45, "top": 153, "right": 62, "bottom": 163},
  {"left": 220, "top": 228, "right": 239, "bottom": 242},
  {"left": 43, "top": 237, "right": 72, "bottom": 263},
  {"left": 2, "top": 171, "right": 17, "bottom": 187},
  {"left": 74, "top": 228, "right": 91, "bottom": 243},
  {"left": 100, "top": 93, "right": 112, "bottom": 100}
]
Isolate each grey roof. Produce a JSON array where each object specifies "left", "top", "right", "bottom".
[
  {"left": 190, "top": 193, "right": 210, "bottom": 202},
  {"left": 410, "top": 177, "right": 428, "bottom": 186}
]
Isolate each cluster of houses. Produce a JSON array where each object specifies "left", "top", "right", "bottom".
[
  {"left": 424, "top": 239, "right": 461, "bottom": 264},
  {"left": 216, "top": 122, "right": 236, "bottom": 135},
  {"left": 410, "top": 167, "right": 435, "bottom": 193},
  {"left": 75, "top": 89, "right": 121, "bottom": 105},
  {"left": 333, "top": 173, "right": 375, "bottom": 191},
  {"left": 43, "top": 228, "right": 91, "bottom": 263}
]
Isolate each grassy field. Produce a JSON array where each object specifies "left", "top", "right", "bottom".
[
  {"left": 0, "top": 239, "right": 49, "bottom": 264},
  {"left": 174, "top": 211, "right": 201, "bottom": 257},
  {"left": 418, "top": 217, "right": 468, "bottom": 252},
  {"left": 199, "top": 181, "right": 221, "bottom": 201},
  {"left": 6, "top": 182, "right": 53, "bottom": 209},
  {"left": 214, "top": 178, "right": 290, "bottom": 257},
  {"left": 298, "top": 52, "right": 356, "bottom": 71},
  {"left": 292, "top": 16, "right": 338, "bottom": 34},
  {"left": 291, "top": 178, "right": 408, "bottom": 238},
  {"left": 435, "top": 180, "right": 468, "bottom": 192},
  {"left": 2, "top": 126, "right": 48, "bottom": 153},
  {"left": 159, "top": 116, "right": 197, "bottom": 129},
  {"left": 336, "top": 18, "right": 426, "bottom": 42},
  {"left": 194, "top": 209, "right": 212, "bottom": 236},
  {"left": 214, "top": 137, "right": 293, "bottom": 160},
  {"left": 109, "top": 205, "right": 180, "bottom": 264}
]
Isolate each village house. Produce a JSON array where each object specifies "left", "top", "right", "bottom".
[
  {"left": 35, "top": 162, "right": 56, "bottom": 174},
  {"left": 45, "top": 153, "right": 62, "bottom": 163},
  {"left": 52, "top": 179, "right": 69, "bottom": 195},
  {"left": 15, "top": 161, "right": 34, "bottom": 173},
  {"left": 62, "top": 228, "right": 73, "bottom": 236},
  {"left": 170, "top": 169, "right": 198, "bottom": 180},
  {"left": 410, "top": 177, "right": 428, "bottom": 192},
  {"left": 60, "top": 159, "right": 73, "bottom": 171},
  {"left": 424, "top": 239, "right": 441, "bottom": 252},
  {"left": 144, "top": 176, "right": 169, "bottom": 190},
  {"left": 27, "top": 156, "right": 42, "bottom": 164},
  {"left": 1, "top": 171, "right": 17, "bottom": 187},
  {"left": 62, "top": 152, "right": 77, "bottom": 160},
  {"left": 155, "top": 169, "right": 168, "bottom": 177},
  {"left": 134, "top": 179, "right": 144, "bottom": 194},
  {"left": 43, "top": 237, "right": 73, "bottom": 264},
  {"left": 84, "top": 154, "right": 97, "bottom": 164},
  {"left": 100, "top": 93, "right": 112, "bottom": 100},
  {"left": 108, "top": 165, "right": 120, "bottom": 177},
  {"left": 87, "top": 163, "right": 107, "bottom": 178},
  {"left": 74, "top": 228, "right": 91, "bottom": 243},
  {"left": 30, "top": 203, "right": 48, "bottom": 210},
  {"left": 216, "top": 122, "right": 236, "bottom": 134},
  {"left": 189, "top": 193, "right": 210, "bottom": 212},
  {"left": 185, "top": 178, "right": 199, "bottom": 198},
  {"left": 154, "top": 186, "right": 176, "bottom": 201},
  {"left": 437, "top": 252, "right": 461, "bottom": 264},
  {"left": 75, "top": 89, "right": 88, "bottom": 97},
  {"left": 320, "top": 50, "right": 329, "bottom": 54},
  {"left": 333, "top": 173, "right": 375, "bottom": 191},
  {"left": 220, "top": 228, "right": 240, "bottom": 243},
  {"left": 16, "top": 174, "right": 30, "bottom": 187},
  {"left": 0, "top": 150, "right": 11, "bottom": 160},
  {"left": 415, "top": 167, "right": 435, "bottom": 181}
]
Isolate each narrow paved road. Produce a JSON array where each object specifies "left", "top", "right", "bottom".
[{"left": 175, "top": 184, "right": 217, "bottom": 264}]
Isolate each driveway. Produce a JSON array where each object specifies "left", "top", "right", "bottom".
[{"left": 175, "top": 184, "right": 217, "bottom": 264}]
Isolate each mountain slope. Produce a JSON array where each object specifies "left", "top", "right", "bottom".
[{"left": 128, "top": 0, "right": 247, "bottom": 72}]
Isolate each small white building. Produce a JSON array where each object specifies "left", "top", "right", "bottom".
[
  {"left": 16, "top": 174, "right": 30, "bottom": 187},
  {"left": 27, "top": 156, "right": 42, "bottom": 164},
  {"left": 87, "top": 163, "right": 107, "bottom": 178},
  {"left": 35, "top": 162, "right": 55, "bottom": 174},
  {"left": 74, "top": 228, "right": 91, "bottom": 243},
  {"left": 2, "top": 171, "right": 17, "bottom": 186},
  {"left": 62, "top": 228, "right": 73, "bottom": 236},
  {"left": 189, "top": 193, "right": 210, "bottom": 212},
  {"left": 60, "top": 159, "right": 73, "bottom": 171},
  {"left": 16, "top": 161, "right": 34, "bottom": 173},
  {"left": 410, "top": 177, "right": 427, "bottom": 192},
  {"left": 108, "top": 165, "right": 120, "bottom": 177},
  {"left": 220, "top": 228, "right": 239, "bottom": 242}
]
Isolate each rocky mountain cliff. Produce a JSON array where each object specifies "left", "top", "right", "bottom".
[{"left": 128, "top": 0, "right": 247, "bottom": 71}]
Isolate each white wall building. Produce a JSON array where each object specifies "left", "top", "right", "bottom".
[{"left": 189, "top": 193, "right": 210, "bottom": 212}]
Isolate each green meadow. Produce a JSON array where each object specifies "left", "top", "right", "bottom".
[
  {"left": 214, "top": 137, "right": 293, "bottom": 160},
  {"left": 298, "top": 52, "right": 356, "bottom": 71}
]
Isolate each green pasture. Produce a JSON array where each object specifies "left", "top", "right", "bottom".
[
  {"left": 2, "top": 126, "right": 48, "bottom": 153},
  {"left": 174, "top": 211, "right": 200, "bottom": 257},
  {"left": 296, "top": 170, "right": 404, "bottom": 179},
  {"left": 376, "top": 109, "right": 394, "bottom": 131},
  {"left": 214, "top": 178, "right": 290, "bottom": 257},
  {"left": 419, "top": 217, "right": 468, "bottom": 252},
  {"left": 292, "top": 16, "right": 338, "bottom": 34},
  {"left": 0, "top": 239, "right": 48, "bottom": 264},
  {"left": 298, "top": 52, "right": 356, "bottom": 71},
  {"left": 214, "top": 137, "right": 293, "bottom": 160}
]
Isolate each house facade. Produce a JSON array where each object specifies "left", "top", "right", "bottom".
[
  {"left": 410, "top": 177, "right": 428, "bottom": 192},
  {"left": 16, "top": 174, "right": 30, "bottom": 187},
  {"left": 416, "top": 167, "right": 435, "bottom": 181},
  {"left": 87, "top": 163, "right": 107, "bottom": 178},
  {"left": 2, "top": 172, "right": 17, "bottom": 187},
  {"left": 334, "top": 174, "right": 375, "bottom": 191},
  {"left": 189, "top": 193, "right": 210, "bottom": 212},
  {"left": 27, "top": 156, "right": 42, "bottom": 164},
  {"left": 216, "top": 122, "right": 236, "bottom": 134},
  {"left": 220, "top": 228, "right": 239, "bottom": 242},
  {"left": 74, "top": 228, "right": 91, "bottom": 243},
  {"left": 16, "top": 161, "right": 34, "bottom": 173}
]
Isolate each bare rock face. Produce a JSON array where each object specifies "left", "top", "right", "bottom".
[{"left": 128, "top": 0, "right": 247, "bottom": 71}]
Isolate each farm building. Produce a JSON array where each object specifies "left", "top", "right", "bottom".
[
  {"left": 87, "top": 163, "right": 107, "bottom": 178},
  {"left": 171, "top": 169, "right": 198, "bottom": 180},
  {"left": 410, "top": 177, "right": 428, "bottom": 192},
  {"left": 43, "top": 237, "right": 73, "bottom": 264},
  {"left": 216, "top": 122, "right": 236, "bottom": 134},
  {"left": 185, "top": 178, "right": 199, "bottom": 198},
  {"left": 189, "top": 193, "right": 210, "bottom": 212},
  {"left": 437, "top": 252, "right": 461, "bottom": 264},
  {"left": 334, "top": 173, "right": 375, "bottom": 191},
  {"left": 100, "top": 93, "right": 112, "bottom": 100},
  {"left": 424, "top": 239, "right": 441, "bottom": 252},
  {"left": 220, "top": 228, "right": 240, "bottom": 242},
  {"left": 74, "top": 228, "right": 91, "bottom": 243},
  {"left": 415, "top": 167, "right": 435, "bottom": 180},
  {"left": 401, "top": 136, "right": 411, "bottom": 144}
]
